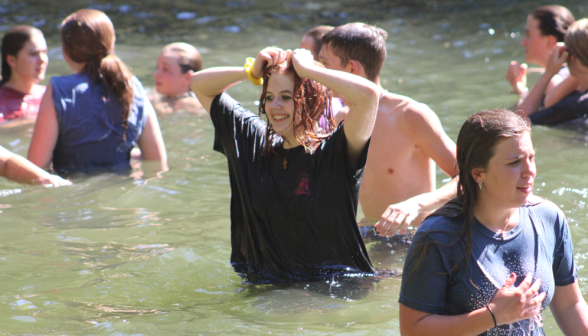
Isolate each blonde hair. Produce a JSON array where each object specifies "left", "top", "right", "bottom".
[{"left": 565, "top": 19, "right": 588, "bottom": 67}]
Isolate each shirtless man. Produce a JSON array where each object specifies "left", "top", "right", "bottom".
[{"left": 319, "top": 23, "right": 458, "bottom": 236}]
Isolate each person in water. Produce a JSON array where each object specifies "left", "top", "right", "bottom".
[
  {"left": 190, "top": 47, "right": 380, "bottom": 283},
  {"left": 299, "top": 25, "right": 333, "bottom": 61},
  {"left": 506, "top": 5, "right": 574, "bottom": 110},
  {"left": 0, "top": 25, "right": 48, "bottom": 125},
  {"left": 0, "top": 146, "right": 70, "bottom": 186},
  {"left": 28, "top": 9, "right": 167, "bottom": 175},
  {"left": 318, "top": 23, "right": 458, "bottom": 236},
  {"left": 516, "top": 19, "right": 588, "bottom": 125},
  {"left": 299, "top": 25, "right": 346, "bottom": 127},
  {"left": 150, "top": 42, "right": 204, "bottom": 115},
  {"left": 399, "top": 110, "right": 588, "bottom": 335}
]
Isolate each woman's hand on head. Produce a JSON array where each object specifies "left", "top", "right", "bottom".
[
  {"left": 290, "top": 48, "right": 315, "bottom": 78},
  {"left": 252, "top": 47, "right": 291, "bottom": 78},
  {"left": 545, "top": 42, "right": 568, "bottom": 78},
  {"left": 489, "top": 273, "right": 546, "bottom": 326}
]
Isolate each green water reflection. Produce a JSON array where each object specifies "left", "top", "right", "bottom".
[{"left": 0, "top": 0, "right": 587, "bottom": 334}]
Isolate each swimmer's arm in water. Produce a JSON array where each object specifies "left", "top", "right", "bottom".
[
  {"left": 375, "top": 177, "right": 458, "bottom": 237},
  {"left": 290, "top": 48, "right": 379, "bottom": 166},
  {"left": 0, "top": 146, "right": 71, "bottom": 186},
  {"left": 550, "top": 280, "right": 588, "bottom": 335},
  {"left": 28, "top": 83, "right": 58, "bottom": 169},
  {"left": 136, "top": 99, "right": 167, "bottom": 164},
  {"left": 544, "top": 75, "right": 579, "bottom": 108},
  {"left": 516, "top": 43, "right": 568, "bottom": 117},
  {"left": 191, "top": 48, "right": 291, "bottom": 115}
]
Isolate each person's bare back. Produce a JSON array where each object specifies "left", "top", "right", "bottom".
[{"left": 359, "top": 92, "right": 457, "bottom": 229}]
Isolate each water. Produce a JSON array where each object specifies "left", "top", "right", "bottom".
[{"left": 1, "top": 0, "right": 587, "bottom": 334}]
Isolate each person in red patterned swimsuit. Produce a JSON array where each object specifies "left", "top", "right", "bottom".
[{"left": 0, "top": 25, "right": 48, "bottom": 124}]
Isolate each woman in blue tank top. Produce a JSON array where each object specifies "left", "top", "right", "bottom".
[{"left": 28, "top": 9, "right": 167, "bottom": 175}]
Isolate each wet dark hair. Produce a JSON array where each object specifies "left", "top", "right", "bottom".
[
  {"left": 258, "top": 61, "right": 335, "bottom": 155},
  {"left": 0, "top": 25, "right": 43, "bottom": 87},
  {"left": 407, "top": 109, "right": 531, "bottom": 281},
  {"left": 303, "top": 25, "right": 333, "bottom": 59},
  {"left": 322, "top": 22, "right": 387, "bottom": 82},
  {"left": 163, "top": 42, "right": 202, "bottom": 73},
  {"left": 531, "top": 5, "right": 575, "bottom": 42},
  {"left": 61, "top": 9, "right": 133, "bottom": 137}
]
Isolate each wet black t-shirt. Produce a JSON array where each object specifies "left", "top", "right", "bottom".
[{"left": 210, "top": 93, "right": 374, "bottom": 284}]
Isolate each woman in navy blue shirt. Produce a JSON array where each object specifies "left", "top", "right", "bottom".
[{"left": 399, "top": 110, "right": 588, "bottom": 335}]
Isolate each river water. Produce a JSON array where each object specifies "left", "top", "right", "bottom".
[{"left": 1, "top": 0, "right": 587, "bottom": 334}]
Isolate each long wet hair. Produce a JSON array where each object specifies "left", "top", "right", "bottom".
[
  {"left": 61, "top": 9, "right": 133, "bottom": 136},
  {"left": 258, "top": 60, "right": 335, "bottom": 155},
  {"left": 407, "top": 109, "right": 531, "bottom": 281},
  {"left": 531, "top": 5, "right": 575, "bottom": 42},
  {"left": 0, "top": 25, "right": 44, "bottom": 87}
]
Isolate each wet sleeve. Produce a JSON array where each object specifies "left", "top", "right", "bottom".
[
  {"left": 552, "top": 209, "right": 577, "bottom": 286},
  {"left": 530, "top": 92, "right": 587, "bottom": 126},
  {"left": 399, "top": 228, "right": 452, "bottom": 314},
  {"left": 209, "top": 93, "right": 266, "bottom": 156},
  {"left": 325, "top": 122, "right": 371, "bottom": 179}
]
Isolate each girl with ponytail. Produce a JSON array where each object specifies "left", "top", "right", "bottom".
[{"left": 28, "top": 9, "right": 166, "bottom": 175}]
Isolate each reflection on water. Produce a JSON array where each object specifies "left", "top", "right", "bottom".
[{"left": 0, "top": 0, "right": 587, "bottom": 334}]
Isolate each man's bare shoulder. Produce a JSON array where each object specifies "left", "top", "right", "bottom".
[{"left": 379, "top": 92, "right": 437, "bottom": 126}]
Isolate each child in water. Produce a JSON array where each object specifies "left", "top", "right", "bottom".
[
  {"left": 0, "top": 25, "right": 48, "bottom": 126},
  {"left": 150, "top": 42, "right": 204, "bottom": 115}
]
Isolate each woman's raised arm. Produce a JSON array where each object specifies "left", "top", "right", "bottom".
[
  {"left": 190, "top": 48, "right": 291, "bottom": 114},
  {"left": 289, "top": 48, "right": 379, "bottom": 165}
]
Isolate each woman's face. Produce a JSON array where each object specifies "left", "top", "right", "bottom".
[
  {"left": 521, "top": 15, "right": 554, "bottom": 67},
  {"left": 9, "top": 32, "right": 47, "bottom": 85},
  {"left": 474, "top": 132, "right": 536, "bottom": 210},
  {"left": 264, "top": 71, "right": 296, "bottom": 141},
  {"left": 153, "top": 51, "right": 192, "bottom": 97}
]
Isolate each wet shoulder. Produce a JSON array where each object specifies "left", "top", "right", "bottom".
[
  {"left": 524, "top": 197, "right": 565, "bottom": 226},
  {"left": 414, "top": 215, "right": 463, "bottom": 245}
]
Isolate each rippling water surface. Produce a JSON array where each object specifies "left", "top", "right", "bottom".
[{"left": 1, "top": 0, "right": 588, "bottom": 334}]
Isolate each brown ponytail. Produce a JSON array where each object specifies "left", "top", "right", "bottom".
[{"left": 61, "top": 9, "right": 133, "bottom": 135}]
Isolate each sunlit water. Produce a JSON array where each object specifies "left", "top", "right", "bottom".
[{"left": 1, "top": 0, "right": 588, "bottom": 334}]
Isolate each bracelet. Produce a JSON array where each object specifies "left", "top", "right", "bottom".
[
  {"left": 486, "top": 305, "right": 497, "bottom": 329},
  {"left": 244, "top": 57, "right": 263, "bottom": 86}
]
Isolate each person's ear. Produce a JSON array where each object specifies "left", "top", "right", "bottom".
[
  {"left": 545, "top": 35, "right": 557, "bottom": 50},
  {"left": 183, "top": 70, "right": 194, "bottom": 83},
  {"left": 471, "top": 167, "right": 485, "bottom": 184},
  {"left": 348, "top": 60, "right": 366, "bottom": 77},
  {"left": 6, "top": 54, "right": 16, "bottom": 69}
]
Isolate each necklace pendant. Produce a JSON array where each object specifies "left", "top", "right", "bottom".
[{"left": 283, "top": 157, "right": 288, "bottom": 170}]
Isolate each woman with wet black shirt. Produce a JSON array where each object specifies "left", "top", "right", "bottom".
[{"left": 190, "top": 47, "right": 380, "bottom": 283}]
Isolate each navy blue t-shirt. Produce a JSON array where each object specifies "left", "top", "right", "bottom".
[
  {"left": 210, "top": 93, "right": 374, "bottom": 284},
  {"left": 399, "top": 200, "right": 576, "bottom": 335}
]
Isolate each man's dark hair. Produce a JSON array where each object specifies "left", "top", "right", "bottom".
[{"left": 322, "top": 23, "right": 388, "bottom": 82}]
